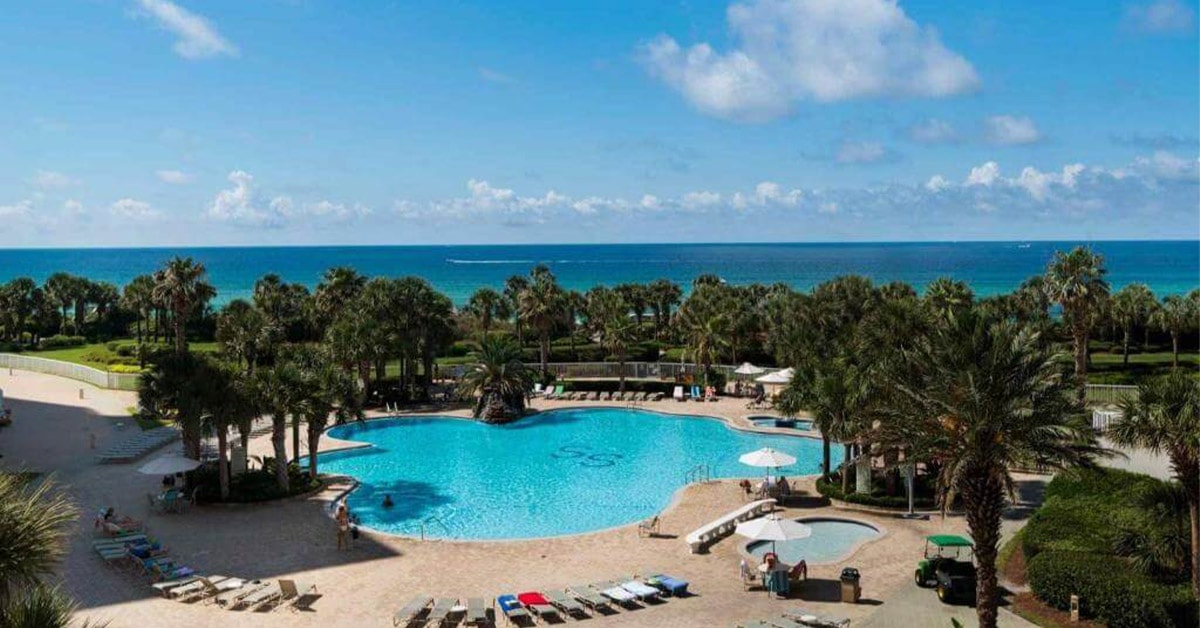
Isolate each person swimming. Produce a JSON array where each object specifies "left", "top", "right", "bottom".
[{"left": 382, "top": 494, "right": 394, "bottom": 508}]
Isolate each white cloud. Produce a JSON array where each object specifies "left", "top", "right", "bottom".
[
  {"left": 62, "top": 199, "right": 85, "bottom": 216},
  {"left": 818, "top": 201, "right": 839, "bottom": 214},
  {"left": 207, "top": 170, "right": 365, "bottom": 227},
  {"left": 1014, "top": 163, "right": 1085, "bottom": 201},
  {"left": 925, "top": 175, "right": 951, "bottom": 192},
  {"left": 0, "top": 199, "right": 34, "bottom": 218},
  {"left": 155, "top": 169, "right": 193, "bottom": 184},
  {"left": 307, "top": 200, "right": 372, "bottom": 220},
  {"left": 478, "top": 68, "right": 517, "bottom": 85},
  {"left": 640, "top": 194, "right": 661, "bottom": 210},
  {"left": 134, "top": 0, "right": 238, "bottom": 60},
  {"left": 909, "top": 118, "right": 959, "bottom": 144},
  {"left": 984, "top": 115, "right": 1041, "bottom": 145},
  {"left": 965, "top": 161, "right": 1001, "bottom": 187},
  {"left": 681, "top": 190, "right": 722, "bottom": 209},
  {"left": 639, "top": 0, "right": 979, "bottom": 122},
  {"left": 31, "top": 170, "right": 75, "bottom": 189},
  {"left": 836, "top": 141, "right": 888, "bottom": 164},
  {"left": 1123, "top": 0, "right": 1196, "bottom": 34},
  {"left": 1134, "top": 150, "right": 1200, "bottom": 181},
  {"left": 110, "top": 198, "right": 157, "bottom": 219}
]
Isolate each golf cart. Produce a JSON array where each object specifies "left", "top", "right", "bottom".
[{"left": 914, "top": 534, "right": 977, "bottom": 604}]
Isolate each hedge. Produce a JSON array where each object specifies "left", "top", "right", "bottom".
[
  {"left": 815, "top": 476, "right": 937, "bottom": 510},
  {"left": 1023, "top": 468, "right": 1167, "bottom": 560},
  {"left": 1027, "top": 551, "right": 1197, "bottom": 628},
  {"left": 38, "top": 335, "right": 87, "bottom": 349},
  {"left": 188, "top": 465, "right": 320, "bottom": 504}
]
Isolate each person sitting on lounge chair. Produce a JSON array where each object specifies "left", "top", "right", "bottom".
[
  {"left": 778, "top": 476, "right": 792, "bottom": 498},
  {"left": 789, "top": 560, "right": 808, "bottom": 582},
  {"left": 95, "top": 508, "right": 141, "bottom": 534}
]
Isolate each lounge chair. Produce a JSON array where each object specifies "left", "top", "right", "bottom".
[
  {"left": 637, "top": 515, "right": 660, "bottom": 537},
  {"left": 216, "top": 580, "right": 268, "bottom": 608},
  {"left": 566, "top": 585, "right": 612, "bottom": 613},
  {"left": 544, "top": 590, "right": 588, "bottom": 618},
  {"left": 280, "top": 580, "right": 319, "bottom": 612},
  {"left": 392, "top": 596, "right": 432, "bottom": 626},
  {"left": 150, "top": 575, "right": 201, "bottom": 596},
  {"left": 541, "top": 386, "right": 558, "bottom": 400},
  {"left": 649, "top": 392, "right": 665, "bottom": 401},
  {"left": 237, "top": 580, "right": 284, "bottom": 610},
  {"left": 619, "top": 579, "right": 662, "bottom": 602},
  {"left": 691, "top": 385, "right": 703, "bottom": 401},
  {"left": 516, "top": 592, "right": 560, "bottom": 622},
  {"left": 424, "top": 598, "right": 457, "bottom": 627},
  {"left": 643, "top": 573, "right": 689, "bottom": 596},
  {"left": 593, "top": 581, "right": 639, "bottom": 608},
  {"left": 168, "top": 575, "right": 237, "bottom": 601},
  {"left": 673, "top": 386, "right": 685, "bottom": 402},
  {"left": 464, "top": 597, "right": 490, "bottom": 626},
  {"left": 496, "top": 594, "right": 532, "bottom": 625},
  {"left": 587, "top": 391, "right": 601, "bottom": 401},
  {"left": 740, "top": 560, "right": 763, "bottom": 591},
  {"left": 532, "top": 383, "right": 544, "bottom": 396},
  {"left": 783, "top": 608, "right": 851, "bottom": 628}
]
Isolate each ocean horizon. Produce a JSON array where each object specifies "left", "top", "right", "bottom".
[{"left": 1, "top": 240, "right": 1195, "bottom": 306}]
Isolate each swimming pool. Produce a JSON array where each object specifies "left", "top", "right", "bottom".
[
  {"left": 746, "top": 517, "right": 882, "bottom": 564},
  {"left": 320, "top": 408, "right": 837, "bottom": 540}
]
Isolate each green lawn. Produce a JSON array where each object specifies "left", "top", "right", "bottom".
[{"left": 23, "top": 341, "right": 219, "bottom": 371}]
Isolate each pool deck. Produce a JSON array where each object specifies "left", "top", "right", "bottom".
[{"left": 1, "top": 370, "right": 1038, "bottom": 627}]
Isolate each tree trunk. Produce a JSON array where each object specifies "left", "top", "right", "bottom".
[
  {"left": 1122, "top": 329, "right": 1130, "bottom": 367},
  {"left": 1189, "top": 499, "right": 1199, "bottom": 601},
  {"left": 271, "top": 415, "right": 289, "bottom": 492},
  {"left": 173, "top": 304, "right": 187, "bottom": 353},
  {"left": 308, "top": 421, "right": 321, "bottom": 479},
  {"left": 963, "top": 470, "right": 1005, "bottom": 628},
  {"left": 540, "top": 333, "right": 549, "bottom": 377},
  {"left": 292, "top": 414, "right": 301, "bottom": 463},
  {"left": 619, "top": 358, "right": 626, "bottom": 393},
  {"left": 1171, "top": 333, "right": 1180, "bottom": 368},
  {"left": 841, "top": 444, "right": 852, "bottom": 494},
  {"left": 1072, "top": 323, "right": 1088, "bottom": 403},
  {"left": 822, "top": 437, "right": 831, "bottom": 481},
  {"left": 217, "top": 426, "right": 230, "bottom": 501}
]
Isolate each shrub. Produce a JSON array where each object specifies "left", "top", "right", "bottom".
[
  {"left": 815, "top": 476, "right": 938, "bottom": 510},
  {"left": 38, "top": 335, "right": 87, "bottom": 350},
  {"left": 115, "top": 344, "right": 137, "bottom": 357},
  {"left": 0, "top": 341, "right": 22, "bottom": 353},
  {"left": 187, "top": 464, "right": 320, "bottom": 504},
  {"left": 107, "top": 364, "right": 143, "bottom": 374},
  {"left": 104, "top": 341, "right": 120, "bottom": 352},
  {"left": 1027, "top": 551, "right": 1196, "bottom": 627}
]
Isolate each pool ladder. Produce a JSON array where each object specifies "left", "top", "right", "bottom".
[
  {"left": 418, "top": 515, "right": 451, "bottom": 541},
  {"left": 684, "top": 463, "right": 712, "bottom": 485}
]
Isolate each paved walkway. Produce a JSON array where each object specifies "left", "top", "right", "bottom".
[{"left": 1, "top": 372, "right": 1029, "bottom": 627}]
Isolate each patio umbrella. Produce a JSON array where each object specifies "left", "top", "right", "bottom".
[
  {"left": 755, "top": 367, "right": 794, "bottom": 384},
  {"left": 739, "top": 447, "right": 797, "bottom": 469},
  {"left": 735, "top": 513, "right": 813, "bottom": 554},
  {"left": 138, "top": 454, "right": 203, "bottom": 476},
  {"left": 734, "top": 362, "right": 765, "bottom": 376}
]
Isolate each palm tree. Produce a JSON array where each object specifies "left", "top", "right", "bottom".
[
  {"left": 1111, "top": 370, "right": 1200, "bottom": 598},
  {"left": 923, "top": 277, "right": 974, "bottom": 321},
  {"left": 202, "top": 362, "right": 258, "bottom": 501},
  {"left": 215, "top": 299, "right": 272, "bottom": 373},
  {"left": 878, "top": 312, "right": 1103, "bottom": 628},
  {"left": 253, "top": 274, "right": 310, "bottom": 342},
  {"left": 458, "top": 336, "right": 533, "bottom": 423},
  {"left": 562, "top": 290, "right": 586, "bottom": 360},
  {"left": 675, "top": 287, "right": 731, "bottom": 386},
  {"left": 465, "top": 287, "right": 507, "bottom": 338},
  {"left": 152, "top": 257, "right": 215, "bottom": 354},
  {"left": 648, "top": 279, "right": 683, "bottom": 339},
  {"left": 0, "top": 474, "right": 87, "bottom": 628},
  {"left": 778, "top": 358, "right": 876, "bottom": 490},
  {"left": 254, "top": 362, "right": 306, "bottom": 492},
  {"left": 285, "top": 345, "right": 363, "bottom": 478},
  {"left": 503, "top": 276, "right": 529, "bottom": 345},
  {"left": 518, "top": 272, "right": 564, "bottom": 377},
  {"left": 138, "top": 351, "right": 208, "bottom": 459},
  {"left": 588, "top": 289, "right": 637, "bottom": 392},
  {"left": 1111, "top": 284, "right": 1150, "bottom": 366},
  {"left": 1044, "top": 247, "right": 1109, "bottom": 401},
  {"left": 1153, "top": 294, "right": 1197, "bottom": 368},
  {"left": 314, "top": 266, "right": 366, "bottom": 332},
  {"left": 43, "top": 273, "right": 76, "bottom": 335}
]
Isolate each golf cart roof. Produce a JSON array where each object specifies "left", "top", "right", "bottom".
[{"left": 926, "top": 534, "right": 973, "bottom": 548}]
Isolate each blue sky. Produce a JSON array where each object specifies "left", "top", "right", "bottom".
[{"left": 1, "top": 0, "right": 1197, "bottom": 246}]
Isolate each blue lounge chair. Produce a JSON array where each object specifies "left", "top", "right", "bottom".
[
  {"left": 644, "top": 573, "right": 689, "bottom": 596},
  {"left": 496, "top": 594, "right": 532, "bottom": 624},
  {"left": 691, "top": 385, "right": 702, "bottom": 401}
]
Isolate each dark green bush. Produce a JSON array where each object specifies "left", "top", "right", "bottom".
[
  {"left": 1027, "top": 551, "right": 1196, "bottom": 628},
  {"left": 187, "top": 464, "right": 320, "bottom": 504},
  {"left": 815, "top": 476, "right": 938, "bottom": 510},
  {"left": 115, "top": 344, "right": 137, "bottom": 357},
  {"left": 104, "top": 341, "right": 120, "bottom": 351},
  {"left": 0, "top": 342, "right": 22, "bottom": 353},
  {"left": 38, "top": 335, "right": 87, "bottom": 349}
]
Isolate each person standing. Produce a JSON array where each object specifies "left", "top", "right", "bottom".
[{"left": 335, "top": 503, "right": 351, "bottom": 550}]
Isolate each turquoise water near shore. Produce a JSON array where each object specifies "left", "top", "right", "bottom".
[{"left": 0, "top": 241, "right": 1194, "bottom": 305}]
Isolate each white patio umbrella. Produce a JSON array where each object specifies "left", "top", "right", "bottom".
[
  {"left": 138, "top": 454, "right": 203, "bottom": 476},
  {"left": 735, "top": 513, "right": 813, "bottom": 554},
  {"left": 739, "top": 447, "right": 797, "bottom": 469},
  {"left": 734, "top": 362, "right": 765, "bottom": 376},
  {"left": 755, "top": 367, "right": 794, "bottom": 385}
]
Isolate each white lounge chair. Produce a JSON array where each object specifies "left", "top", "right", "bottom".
[
  {"left": 673, "top": 386, "right": 685, "bottom": 402},
  {"left": 392, "top": 595, "right": 432, "bottom": 626}
]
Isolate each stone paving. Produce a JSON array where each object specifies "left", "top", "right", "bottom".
[{"left": 1, "top": 372, "right": 1044, "bottom": 627}]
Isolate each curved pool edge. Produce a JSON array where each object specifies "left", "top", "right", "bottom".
[
  {"left": 315, "top": 406, "right": 834, "bottom": 543},
  {"left": 738, "top": 515, "right": 889, "bottom": 567}
]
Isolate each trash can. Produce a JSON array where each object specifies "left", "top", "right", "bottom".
[{"left": 840, "top": 567, "right": 861, "bottom": 603}]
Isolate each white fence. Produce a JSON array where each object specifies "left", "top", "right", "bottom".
[
  {"left": 536, "top": 361, "right": 785, "bottom": 381},
  {"left": 0, "top": 354, "right": 140, "bottom": 391},
  {"left": 1083, "top": 384, "right": 1138, "bottom": 407}
]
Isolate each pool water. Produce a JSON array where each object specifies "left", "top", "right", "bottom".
[
  {"left": 320, "top": 408, "right": 837, "bottom": 540},
  {"left": 750, "top": 417, "right": 815, "bottom": 430},
  {"left": 747, "top": 518, "right": 881, "bottom": 564}
]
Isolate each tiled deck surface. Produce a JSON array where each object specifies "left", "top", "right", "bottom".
[{"left": 0, "top": 371, "right": 1036, "bottom": 627}]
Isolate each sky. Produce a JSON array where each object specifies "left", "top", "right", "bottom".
[{"left": 0, "top": 0, "right": 1197, "bottom": 247}]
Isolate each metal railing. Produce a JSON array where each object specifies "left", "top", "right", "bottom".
[
  {"left": 418, "top": 515, "right": 451, "bottom": 540},
  {"left": 684, "top": 463, "right": 712, "bottom": 485},
  {"left": 0, "top": 353, "right": 140, "bottom": 391}
]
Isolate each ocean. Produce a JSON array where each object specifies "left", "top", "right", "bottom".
[{"left": 0, "top": 241, "right": 1195, "bottom": 306}]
